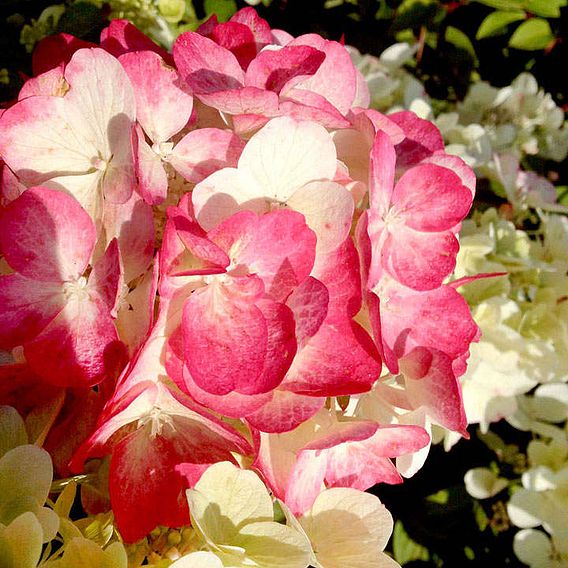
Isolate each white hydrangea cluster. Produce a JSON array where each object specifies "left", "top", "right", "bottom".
[{"left": 453, "top": 209, "right": 568, "bottom": 431}]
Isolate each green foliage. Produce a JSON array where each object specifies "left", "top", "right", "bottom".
[
  {"left": 508, "top": 18, "right": 554, "bottom": 50},
  {"left": 476, "top": 10, "right": 526, "bottom": 39},
  {"left": 391, "top": 0, "right": 441, "bottom": 30},
  {"left": 392, "top": 520, "right": 430, "bottom": 565},
  {"left": 204, "top": 0, "right": 237, "bottom": 22},
  {"left": 445, "top": 25, "right": 478, "bottom": 61}
]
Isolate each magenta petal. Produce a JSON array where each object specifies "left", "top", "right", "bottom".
[
  {"left": 392, "top": 164, "right": 473, "bottom": 232},
  {"left": 182, "top": 279, "right": 268, "bottom": 395},
  {"left": 32, "top": 33, "right": 96, "bottom": 75},
  {"left": 245, "top": 45, "right": 325, "bottom": 93},
  {"left": 368, "top": 130, "right": 396, "bottom": 217},
  {"left": 283, "top": 318, "right": 381, "bottom": 396},
  {"left": 389, "top": 110, "right": 445, "bottom": 169},
  {"left": 230, "top": 7, "right": 273, "bottom": 45},
  {"left": 400, "top": 347, "right": 467, "bottom": 433},
  {"left": 173, "top": 31, "right": 245, "bottom": 94},
  {"left": 286, "top": 277, "right": 329, "bottom": 345},
  {"left": 0, "top": 274, "right": 64, "bottom": 349},
  {"left": 210, "top": 21, "right": 257, "bottom": 70},
  {"left": 182, "top": 365, "right": 272, "bottom": 418},
  {"left": 0, "top": 187, "right": 95, "bottom": 281},
  {"left": 382, "top": 227, "right": 460, "bottom": 291},
  {"left": 246, "top": 390, "right": 325, "bottom": 434}
]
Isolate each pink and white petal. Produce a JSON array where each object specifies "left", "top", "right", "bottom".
[
  {"left": 286, "top": 277, "right": 329, "bottom": 345},
  {"left": 0, "top": 186, "right": 96, "bottom": 281},
  {"left": 283, "top": 318, "right": 381, "bottom": 396},
  {"left": 230, "top": 7, "right": 273, "bottom": 46},
  {"left": 277, "top": 90, "right": 351, "bottom": 129},
  {"left": 32, "top": 33, "right": 96, "bottom": 75},
  {"left": 368, "top": 130, "right": 396, "bottom": 217},
  {"left": 0, "top": 96, "right": 97, "bottom": 187},
  {"left": 311, "top": 237, "right": 362, "bottom": 320},
  {"left": 356, "top": 109, "right": 405, "bottom": 145},
  {"left": 0, "top": 274, "right": 64, "bottom": 349},
  {"left": 246, "top": 390, "right": 325, "bottom": 434},
  {"left": 388, "top": 111, "right": 445, "bottom": 170},
  {"left": 170, "top": 128, "right": 245, "bottom": 185},
  {"left": 287, "top": 180, "right": 354, "bottom": 253},
  {"left": 245, "top": 46, "right": 325, "bottom": 93},
  {"left": 285, "top": 450, "right": 328, "bottom": 515},
  {"left": 332, "top": 128, "right": 370, "bottom": 185},
  {"left": 101, "top": 190, "right": 155, "bottom": 282},
  {"left": 134, "top": 130, "right": 169, "bottom": 204},
  {"left": 88, "top": 238, "right": 123, "bottom": 315},
  {"left": 392, "top": 164, "right": 473, "bottom": 232},
  {"left": 238, "top": 116, "right": 337, "bottom": 203},
  {"left": 18, "top": 66, "right": 68, "bottom": 99},
  {"left": 0, "top": 161, "right": 25, "bottom": 205},
  {"left": 271, "top": 29, "right": 294, "bottom": 45},
  {"left": 25, "top": 295, "right": 124, "bottom": 388},
  {"left": 100, "top": 19, "right": 171, "bottom": 62},
  {"left": 210, "top": 209, "right": 317, "bottom": 302},
  {"left": 182, "top": 281, "right": 268, "bottom": 395},
  {"left": 120, "top": 51, "right": 193, "bottom": 143},
  {"left": 382, "top": 227, "right": 459, "bottom": 291},
  {"left": 400, "top": 347, "right": 467, "bottom": 433},
  {"left": 198, "top": 86, "right": 280, "bottom": 116},
  {"left": 421, "top": 153, "right": 476, "bottom": 196},
  {"left": 173, "top": 31, "right": 245, "bottom": 94},
  {"left": 288, "top": 35, "right": 357, "bottom": 115},
  {"left": 192, "top": 168, "right": 268, "bottom": 231},
  {"left": 378, "top": 279, "right": 479, "bottom": 362},
  {"left": 182, "top": 365, "right": 272, "bottom": 418},
  {"left": 352, "top": 67, "right": 371, "bottom": 108}
]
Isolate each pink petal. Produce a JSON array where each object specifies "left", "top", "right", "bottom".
[
  {"left": 170, "top": 128, "right": 245, "bottom": 184},
  {"left": 24, "top": 294, "right": 124, "bottom": 387},
  {"left": 88, "top": 239, "right": 123, "bottom": 316},
  {"left": 173, "top": 31, "right": 245, "bottom": 94},
  {"left": 378, "top": 279, "right": 479, "bottom": 368},
  {"left": 389, "top": 111, "right": 445, "bottom": 169},
  {"left": 285, "top": 450, "right": 328, "bottom": 514},
  {"left": 120, "top": 51, "right": 193, "bottom": 143},
  {"left": 19, "top": 66, "right": 68, "bottom": 99},
  {"left": 392, "top": 164, "right": 473, "bottom": 232},
  {"left": 182, "top": 364, "right": 272, "bottom": 418},
  {"left": 245, "top": 390, "right": 325, "bottom": 434},
  {"left": 421, "top": 153, "right": 476, "bottom": 197},
  {"left": 283, "top": 318, "right": 381, "bottom": 396},
  {"left": 182, "top": 278, "right": 268, "bottom": 395},
  {"left": 197, "top": 86, "right": 280, "bottom": 116},
  {"left": 286, "top": 277, "right": 329, "bottom": 345},
  {"left": 209, "top": 209, "right": 317, "bottom": 302},
  {"left": 368, "top": 130, "right": 396, "bottom": 218},
  {"left": 278, "top": 89, "right": 352, "bottom": 128},
  {"left": 245, "top": 45, "right": 325, "bottom": 93},
  {"left": 100, "top": 19, "right": 171, "bottom": 62},
  {"left": 0, "top": 187, "right": 95, "bottom": 281},
  {"left": 311, "top": 237, "right": 362, "bottom": 320},
  {"left": 0, "top": 274, "right": 64, "bottom": 349},
  {"left": 288, "top": 34, "right": 357, "bottom": 115},
  {"left": 134, "top": 128, "right": 169, "bottom": 204},
  {"left": 230, "top": 7, "right": 273, "bottom": 46},
  {"left": 101, "top": 190, "right": 155, "bottom": 282},
  {"left": 382, "top": 227, "right": 459, "bottom": 291},
  {"left": 400, "top": 347, "right": 467, "bottom": 433}
]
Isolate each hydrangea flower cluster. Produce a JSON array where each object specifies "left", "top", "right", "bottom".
[{"left": 0, "top": 7, "right": 478, "bottom": 564}]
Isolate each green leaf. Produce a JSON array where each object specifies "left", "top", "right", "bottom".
[
  {"left": 392, "top": 520, "right": 430, "bottom": 565},
  {"left": 445, "top": 26, "right": 478, "bottom": 61},
  {"left": 472, "top": 0, "right": 525, "bottom": 9},
  {"left": 203, "top": 0, "right": 237, "bottom": 22},
  {"left": 525, "top": 0, "right": 564, "bottom": 17},
  {"left": 476, "top": 10, "right": 526, "bottom": 39},
  {"left": 509, "top": 18, "right": 554, "bottom": 50},
  {"left": 392, "top": 0, "right": 439, "bottom": 31}
]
